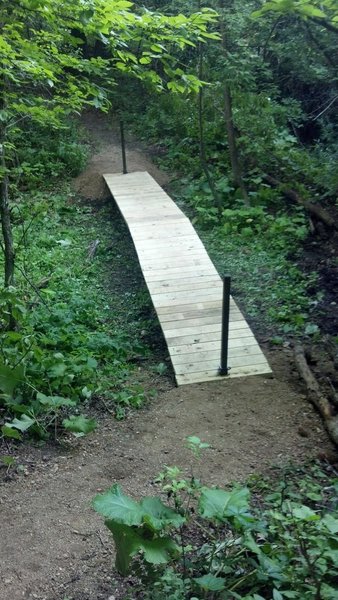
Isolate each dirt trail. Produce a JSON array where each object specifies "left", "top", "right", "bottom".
[{"left": 0, "top": 112, "right": 335, "bottom": 600}]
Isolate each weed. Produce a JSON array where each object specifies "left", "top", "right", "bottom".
[
  {"left": 0, "top": 190, "right": 151, "bottom": 439},
  {"left": 93, "top": 449, "right": 338, "bottom": 600}
]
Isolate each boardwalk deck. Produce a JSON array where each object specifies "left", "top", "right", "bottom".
[{"left": 104, "top": 171, "right": 271, "bottom": 385}]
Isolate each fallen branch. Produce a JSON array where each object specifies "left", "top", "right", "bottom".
[
  {"left": 263, "top": 174, "right": 336, "bottom": 231},
  {"left": 294, "top": 344, "right": 338, "bottom": 447}
]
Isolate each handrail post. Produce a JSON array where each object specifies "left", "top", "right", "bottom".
[
  {"left": 120, "top": 120, "right": 127, "bottom": 174},
  {"left": 219, "top": 275, "right": 231, "bottom": 376}
]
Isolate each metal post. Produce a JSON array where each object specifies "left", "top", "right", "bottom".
[
  {"left": 219, "top": 275, "right": 231, "bottom": 376},
  {"left": 120, "top": 120, "right": 127, "bottom": 174}
]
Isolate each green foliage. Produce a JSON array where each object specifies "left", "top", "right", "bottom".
[
  {"left": 0, "top": 190, "right": 151, "bottom": 439},
  {"left": 11, "top": 123, "right": 89, "bottom": 189},
  {"left": 62, "top": 415, "right": 97, "bottom": 436},
  {"left": 185, "top": 435, "right": 210, "bottom": 459},
  {"left": 96, "top": 457, "right": 338, "bottom": 600},
  {"left": 204, "top": 227, "right": 319, "bottom": 333},
  {"left": 93, "top": 484, "right": 184, "bottom": 575}
]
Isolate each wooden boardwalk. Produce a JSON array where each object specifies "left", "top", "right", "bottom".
[{"left": 104, "top": 171, "right": 271, "bottom": 385}]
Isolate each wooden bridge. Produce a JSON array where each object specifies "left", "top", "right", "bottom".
[{"left": 104, "top": 171, "right": 271, "bottom": 385}]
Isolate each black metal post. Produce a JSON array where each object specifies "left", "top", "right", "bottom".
[
  {"left": 120, "top": 120, "right": 127, "bottom": 174},
  {"left": 219, "top": 275, "right": 231, "bottom": 376}
]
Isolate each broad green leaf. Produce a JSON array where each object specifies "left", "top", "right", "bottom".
[
  {"left": 292, "top": 505, "right": 320, "bottom": 521},
  {"left": 62, "top": 415, "right": 97, "bottom": 435},
  {"left": 258, "top": 555, "right": 287, "bottom": 583},
  {"left": 105, "top": 521, "right": 178, "bottom": 575},
  {"left": 5, "top": 414, "right": 35, "bottom": 432},
  {"left": 0, "top": 362, "right": 25, "bottom": 397},
  {"left": 323, "top": 514, "right": 338, "bottom": 534},
  {"left": 199, "top": 486, "right": 251, "bottom": 524},
  {"left": 93, "top": 486, "right": 184, "bottom": 529},
  {"left": 140, "top": 497, "right": 186, "bottom": 530},
  {"left": 141, "top": 535, "right": 179, "bottom": 565},
  {"left": 47, "top": 363, "right": 67, "bottom": 378},
  {"left": 1, "top": 425, "right": 22, "bottom": 440},
  {"left": 93, "top": 484, "right": 144, "bottom": 525},
  {"left": 194, "top": 574, "right": 226, "bottom": 591},
  {"left": 105, "top": 521, "right": 138, "bottom": 575},
  {"left": 37, "top": 392, "right": 76, "bottom": 409}
]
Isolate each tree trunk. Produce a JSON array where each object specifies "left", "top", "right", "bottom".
[
  {"left": 262, "top": 173, "right": 336, "bottom": 231},
  {"left": 294, "top": 344, "right": 338, "bottom": 447},
  {"left": 223, "top": 87, "right": 249, "bottom": 205},
  {"left": 218, "top": 0, "right": 249, "bottom": 206},
  {"left": 0, "top": 106, "right": 15, "bottom": 288},
  {"left": 0, "top": 168, "right": 15, "bottom": 288},
  {"left": 197, "top": 42, "right": 223, "bottom": 218},
  {"left": 0, "top": 74, "right": 16, "bottom": 330}
]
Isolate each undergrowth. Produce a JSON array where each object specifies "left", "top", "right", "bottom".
[
  {"left": 0, "top": 190, "right": 155, "bottom": 441},
  {"left": 94, "top": 441, "right": 338, "bottom": 600}
]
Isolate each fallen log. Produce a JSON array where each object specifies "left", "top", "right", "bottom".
[
  {"left": 294, "top": 344, "right": 338, "bottom": 447},
  {"left": 263, "top": 174, "right": 336, "bottom": 231}
]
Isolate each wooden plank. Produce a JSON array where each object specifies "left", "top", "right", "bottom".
[
  {"left": 171, "top": 344, "right": 266, "bottom": 365},
  {"left": 164, "top": 321, "right": 251, "bottom": 339},
  {"left": 155, "top": 299, "right": 238, "bottom": 315},
  {"left": 176, "top": 364, "right": 272, "bottom": 385},
  {"left": 135, "top": 235, "right": 198, "bottom": 249},
  {"left": 143, "top": 262, "right": 215, "bottom": 277},
  {"left": 140, "top": 258, "right": 211, "bottom": 271},
  {"left": 151, "top": 292, "right": 223, "bottom": 307},
  {"left": 160, "top": 308, "right": 245, "bottom": 323},
  {"left": 103, "top": 171, "right": 272, "bottom": 384},
  {"left": 167, "top": 328, "right": 255, "bottom": 347},
  {"left": 169, "top": 336, "right": 257, "bottom": 355},
  {"left": 137, "top": 241, "right": 205, "bottom": 254},
  {"left": 144, "top": 268, "right": 219, "bottom": 282},
  {"left": 140, "top": 252, "right": 208, "bottom": 265},
  {"left": 132, "top": 229, "right": 201, "bottom": 241},
  {"left": 175, "top": 354, "right": 269, "bottom": 376},
  {"left": 161, "top": 315, "right": 229, "bottom": 332},
  {"left": 147, "top": 278, "right": 221, "bottom": 294},
  {"left": 156, "top": 300, "right": 222, "bottom": 315}
]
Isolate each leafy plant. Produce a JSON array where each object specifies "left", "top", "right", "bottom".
[
  {"left": 93, "top": 454, "right": 338, "bottom": 600},
  {"left": 0, "top": 190, "right": 151, "bottom": 439}
]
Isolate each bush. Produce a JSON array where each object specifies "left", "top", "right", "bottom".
[{"left": 93, "top": 453, "right": 338, "bottom": 600}]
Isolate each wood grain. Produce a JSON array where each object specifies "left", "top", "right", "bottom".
[{"left": 104, "top": 171, "right": 272, "bottom": 385}]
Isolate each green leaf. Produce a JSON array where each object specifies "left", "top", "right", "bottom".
[
  {"left": 47, "top": 363, "right": 67, "bottom": 378},
  {"left": 105, "top": 521, "right": 178, "bottom": 575},
  {"left": 140, "top": 497, "right": 186, "bottom": 530},
  {"left": 0, "top": 362, "right": 25, "bottom": 397},
  {"left": 199, "top": 486, "right": 251, "bottom": 524},
  {"left": 37, "top": 392, "right": 76, "bottom": 409},
  {"left": 5, "top": 414, "right": 35, "bottom": 432},
  {"left": 292, "top": 505, "right": 320, "bottom": 521},
  {"left": 323, "top": 514, "right": 338, "bottom": 534},
  {"left": 0, "top": 455, "right": 15, "bottom": 467},
  {"left": 141, "top": 535, "right": 179, "bottom": 565},
  {"left": 93, "top": 484, "right": 144, "bottom": 525},
  {"left": 194, "top": 574, "right": 226, "bottom": 591},
  {"left": 1, "top": 425, "right": 22, "bottom": 440},
  {"left": 62, "top": 415, "right": 97, "bottom": 435}
]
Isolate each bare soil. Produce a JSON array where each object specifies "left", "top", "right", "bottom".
[{"left": 0, "top": 112, "right": 336, "bottom": 600}]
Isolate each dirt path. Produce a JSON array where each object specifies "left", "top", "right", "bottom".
[{"left": 0, "top": 112, "right": 335, "bottom": 600}]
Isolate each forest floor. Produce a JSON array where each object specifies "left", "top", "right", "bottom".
[{"left": 0, "top": 112, "right": 336, "bottom": 600}]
